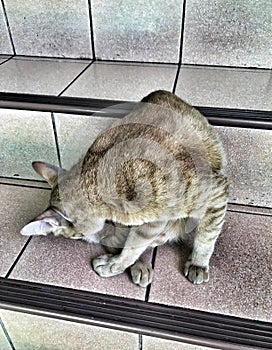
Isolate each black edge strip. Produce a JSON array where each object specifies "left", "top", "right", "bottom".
[
  {"left": 0, "top": 181, "right": 50, "bottom": 190},
  {"left": 0, "top": 279, "right": 271, "bottom": 349},
  {"left": 145, "top": 247, "right": 158, "bottom": 302},
  {"left": 0, "top": 92, "right": 271, "bottom": 129},
  {"left": 0, "top": 175, "right": 47, "bottom": 184},
  {"left": 0, "top": 0, "right": 16, "bottom": 55}
]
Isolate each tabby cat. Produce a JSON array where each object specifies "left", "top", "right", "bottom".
[{"left": 21, "top": 90, "right": 228, "bottom": 287}]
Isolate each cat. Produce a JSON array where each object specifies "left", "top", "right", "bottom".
[{"left": 21, "top": 90, "right": 228, "bottom": 287}]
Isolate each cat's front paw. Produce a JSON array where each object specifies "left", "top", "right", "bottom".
[
  {"left": 184, "top": 260, "right": 209, "bottom": 284},
  {"left": 130, "top": 260, "right": 154, "bottom": 288},
  {"left": 92, "top": 254, "right": 125, "bottom": 277}
]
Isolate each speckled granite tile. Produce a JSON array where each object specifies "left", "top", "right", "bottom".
[
  {"left": 142, "top": 336, "right": 220, "bottom": 350},
  {"left": 92, "top": 0, "right": 183, "bottom": 62},
  {"left": 0, "top": 5, "right": 13, "bottom": 55},
  {"left": 1, "top": 310, "right": 138, "bottom": 350},
  {"left": 0, "top": 109, "right": 58, "bottom": 179},
  {"left": 63, "top": 62, "right": 177, "bottom": 100},
  {"left": 183, "top": 0, "right": 272, "bottom": 68},
  {"left": 216, "top": 126, "right": 272, "bottom": 207},
  {"left": 176, "top": 65, "right": 272, "bottom": 110},
  {"left": 0, "top": 322, "right": 12, "bottom": 350},
  {"left": 10, "top": 224, "right": 152, "bottom": 299},
  {"left": 0, "top": 58, "right": 90, "bottom": 95},
  {"left": 0, "top": 184, "right": 50, "bottom": 277},
  {"left": 148, "top": 212, "right": 272, "bottom": 322},
  {"left": 54, "top": 114, "right": 115, "bottom": 169},
  {"left": 4, "top": 0, "right": 92, "bottom": 58}
]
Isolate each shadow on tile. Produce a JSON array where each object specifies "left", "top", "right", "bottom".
[
  {"left": 148, "top": 212, "right": 272, "bottom": 322},
  {"left": 0, "top": 184, "right": 50, "bottom": 277},
  {"left": 10, "top": 224, "right": 152, "bottom": 300}
]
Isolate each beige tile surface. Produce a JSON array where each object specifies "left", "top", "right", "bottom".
[
  {"left": 216, "top": 126, "right": 272, "bottom": 207},
  {"left": 4, "top": 0, "right": 92, "bottom": 58},
  {"left": 0, "top": 58, "right": 90, "bottom": 95},
  {"left": 0, "top": 5, "right": 13, "bottom": 55},
  {"left": 54, "top": 113, "right": 115, "bottom": 169},
  {"left": 0, "top": 184, "right": 50, "bottom": 277},
  {"left": 0, "top": 310, "right": 138, "bottom": 350},
  {"left": 0, "top": 322, "right": 12, "bottom": 350},
  {"left": 92, "top": 0, "right": 183, "bottom": 62},
  {"left": 143, "top": 336, "right": 220, "bottom": 350},
  {"left": 0, "top": 108, "right": 59, "bottom": 179},
  {"left": 148, "top": 212, "right": 272, "bottom": 322},
  {"left": 176, "top": 65, "right": 272, "bottom": 111},
  {"left": 63, "top": 62, "right": 177, "bottom": 101},
  {"left": 10, "top": 221, "right": 152, "bottom": 299},
  {"left": 183, "top": 0, "right": 272, "bottom": 68}
]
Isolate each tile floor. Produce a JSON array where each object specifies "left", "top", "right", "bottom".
[{"left": 0, "top": 56, "right": 271, "bottom": 348}]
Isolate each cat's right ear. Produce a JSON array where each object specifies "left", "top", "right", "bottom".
[{"left": 32, "top": 161, "right": 63, "bottom": 186}]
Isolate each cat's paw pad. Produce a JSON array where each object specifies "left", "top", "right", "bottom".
[
  {"left": 130, "top": 260, "right": 154, "bottom": 288},
  {"left": 92, "top": 254, "right": 124, "bottom": 277},
  {"left": 184, "top": 260, "right": 209, "bottom": 284}
]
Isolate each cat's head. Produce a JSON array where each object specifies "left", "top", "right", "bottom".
[{"left": 20, "top": 162, "right": 84, "bottom": 240}]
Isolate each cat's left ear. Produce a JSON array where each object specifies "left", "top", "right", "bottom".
[
  {"left": 20, "top": 209, "right": 63, "bottom": 236},
  {"left": 32, "top": 161, "right": 65, "bottom": 186}
]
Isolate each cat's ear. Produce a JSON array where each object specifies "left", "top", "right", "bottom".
[
  {"left": 20, "top": 209, "right": 62, "bottom": 236},
  {"left": 20, "top": 220, "right": 54, "bottom": 236},
  {"left": 32, "top": 161, "right": 63, "bottom": 186}
]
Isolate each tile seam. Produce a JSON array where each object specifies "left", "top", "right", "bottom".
[
  {"left": 88, "top": 0, "right": 96, "bottom": 60},
  {"left": 51, "top": 112, "right": 62, "bottom": 168},
  {"left": 0, "top": 0, "right": 16, "bottom": 55},
  {"left": 4, "top": 237, "right": 32, "bottom": 279},
  {"left": 58, "top": 60, "right": 95, "bottom": 96},
  {"left": 0, "top": 318, "right": 16, "bottom": 350}
]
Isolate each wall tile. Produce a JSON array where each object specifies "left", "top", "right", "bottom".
[
  {"left": 54, "top": 114, "right": 115, "bottom": 169},
  {"left": 63, "top": 62, "right": 177, "bottom": 100},
  {"left": 1, "top": 310, "right": 138, "bottom": 350},
  {"left": 0, "top": 184, "right": 50, "bottom": 277},
  {"left": 0, "top": 109, "right": 59, "bottom": 179},
  {"left": 0, "top": 321, "right": 12, "bottom": 350},
  {"left": 92, "top": 0, "right": 183, "bottom": 62},
  {"left": 183, "top": 0, "right": 272, "bottom": 68},
  {"left": 216, "top": 127, "right": 272, "bottom": 207},
  {"left": 4, "top": 0, "right": 92, "bottom": 58},
  {"left": 0, "top": 5, "right": 13, "bottom": 54},
  {"left": 143, "top": 336, "right": 220, "bottom": 350},
  {"left": 175, "top": 65, "right": 272, "bottom": 111}
]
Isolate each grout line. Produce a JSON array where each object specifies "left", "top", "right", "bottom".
[
  {"left": 227, "top": 209, "right": 272, "bottom": 217},
  {"left": 0, "top": 54, "right": 14, "bottom": 66},
  {"left": 57, "top": 60, "right": 95, "bottom": 96},
  {"left": 178, "top": 0, "right": 188, "bottom": 65},
  {"left": 12, "top": 54, "right": 93, "bottom": 62},
  {"left": 95, "top": 58, "right": 179, "bottom": 66},
  {"left": 0, "top": 175, "right": 46, "bottom": 183},
  {"left": 138, "top": 334, "right": 143, "bottom": 350},
  {"left": 181, "top": 62, "right": 272, "bottom": 71},
  {"left": 0, "top": 181, "right": 50, "bottom": 190},
  {"left": 88, "top": 0, "right": 96, "bottom": 60},
  {"left": 144, "top": 247, "right": 158, "bottom": 302},
  {"left": 5, "top": 237, "right": 32, "bottom": 279},
  {"left": 0, "top": 318, "right": 16, "bottom": 350},
  {"left": 1, "top": 0, "right": 16, "bottom": 55},
  {"left": 172, "top": 0, "right": 187, "bottom": 93},
  {"left": 51, "top": 113, "right": 62, "bottom": 168},
  {"left": 228, "top": 202, "right": 272, "bottom": 211}
]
